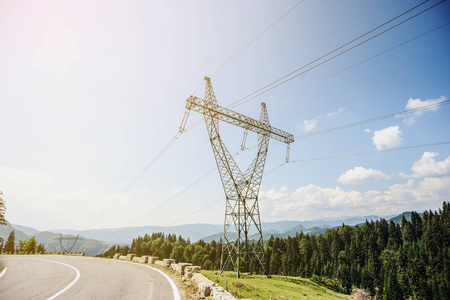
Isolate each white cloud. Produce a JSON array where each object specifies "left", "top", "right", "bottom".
[
  {"left": 302, "top": 108, "right": 345, "bottom": 132},
  {"left": 337, "top": 166, "right": 391, "bottom": 185},
  {"left": 326, "top": 107, "right": 345, "bottom": 118},
  {"left": 402, "top": 96, "right": 447, "bottom": 124},
  {"left": 410, "top": 152, "right": 450, "bottom": 178},
  {"left": 364, "top": 129, "right": 371, "bottom": 133},
  {"left": 303, "top": 119, "right": 317, "bottom": 132},
  {"left": 260, "top": 151, "right": 450, "bottom": 221},
  {"left": 372, "top": 125, "right": 402, "bottom": 151},
  {"left": 260, "top": 176, "right": 450, "bottom": 221}
]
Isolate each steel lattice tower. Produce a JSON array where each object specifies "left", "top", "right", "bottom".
[
  {"left": 183, "top": 77, "right": 294, "bottom": 277},
  {"left": 55, "top": 234, "right": 82, "bottom": 253}
]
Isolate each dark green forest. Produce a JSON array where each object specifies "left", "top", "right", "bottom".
[{"left": 101, "top": 202, "right": 450, "bottom": 299}]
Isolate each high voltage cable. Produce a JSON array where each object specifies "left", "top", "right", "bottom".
[
  {"left": 167, "top": 196, "right": 223, "bottom": 226},
  {"left": 290, "top": 141, "right": 450, "bottom": 163},
  {"left": 295, "top": 100, "right": 450, "bottom": 140},
  {"left": 93, "top": 22, "right": 449, "bottom": 228},
  {"left": 264, "top": 141, "right": 450, "bottom": 176},
  {"left": 128, "top": 99, "right": 448, "bottom": 227},
  {"left": 228, "top": 0, "right": 446, "bottom": 108},
  {"left": 227, "top": 0, "right": 431, "bottom": 108},
  {"left": 156, "top": 108, "right": 261, "bottom": 189},
  {"left": 165, "top": 140, "right": 450, "bottom": 225},
  {"left": 99, "top": 109, "right": 261, "bottom": 236},
  {"left": 183, "top": 0, "right": 443, "bottom": 132},
  {"left": 84, "top": 132, "right": 183, "bottom": 229},
  {"left": 101, "top": 142, "right": 255, "bottom": 238},
  {"left": 242, "top": 100, "right": 449, "bottom": 151},
  {"left": 298, "top": 21, "right": 450, "bottom": 93},
  {"left": 84, "top": 78, "right": 207, "bottom": 229},
  {"left": 86, "top": 1, "right": 446, "bottom": 230},
  {"left": 211, "top": 0, "right": 305, "bottom": 76},
  {"left": 120, "top": 100, "right": 448, "bottom": 231},
  {"left": 115, "top": 80, "right": 205, "bottom": 195},
  {"left": 84, "top": 0, "right": 295, "bottom": 229},
  {"left": 87, "top": 0, "right": 297, "bottom": 229},
  {"left": 101, "top": 168, "right": 217, "bottom": 241}
]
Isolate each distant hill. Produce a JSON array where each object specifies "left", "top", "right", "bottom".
[
  {"left": 3, "top": 213, "right": 401, "bottom": 249},
  {"left": 0, "top": 221, "right": 116, "bottom": 256},
  {"left": 10, "top": 223, "right": 40, "bottom": 236},
  {"left": 388, "top": 211, "right": 424, "bottom": 224},
  {"left": 48, "top": 223, "right": 225, "bottom": 244},
  {"left": 0, "top": 221, "right": 29, "bottom": 242}
]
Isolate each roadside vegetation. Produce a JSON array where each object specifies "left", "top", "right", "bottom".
[
  {"left": 100, "top": 202, "right": 450, "bottom": 299},
  {"left": 0, "top": 231, "right": 45, "bottom": 254},
  {"left": 203, "top": 270, "right": 349, "bottom": 300}
]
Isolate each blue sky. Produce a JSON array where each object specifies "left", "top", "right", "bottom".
[{"left": 1, "top": 0, "right": 449, "bottom": 230}]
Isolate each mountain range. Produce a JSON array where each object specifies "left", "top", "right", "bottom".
[
  {"left": 0, "top": 222, "right": 114, "bottom": 256},
  {"left": 1, "top": 213, "right": 411, "bottom": 256}
]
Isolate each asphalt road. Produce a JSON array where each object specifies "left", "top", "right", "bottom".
[{"left": 0, "top": 255, "right": 182, "bottom": 300}]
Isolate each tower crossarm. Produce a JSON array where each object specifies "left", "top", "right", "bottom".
[{"left": 186, "top": 95, "right": 294, "bottom": 144}]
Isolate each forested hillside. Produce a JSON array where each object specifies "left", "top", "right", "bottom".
[{"left": 101, "top": 202, "right": 450, "bottom": 299}]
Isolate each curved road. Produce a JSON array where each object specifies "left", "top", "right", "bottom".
[{"left": 0, "top": 255, "right": 182, "bottom": 300}]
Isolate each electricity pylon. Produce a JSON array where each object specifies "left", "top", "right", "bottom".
[
  {"left": 182, "top": 77, "right": 294, "bottom": 277},
  {"left": 55, "top": 234, "right": 82, "bottom": 253}
]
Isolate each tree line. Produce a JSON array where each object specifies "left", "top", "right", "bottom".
[
  {"left": 100, "top": 232, "right": 223, "bottom": 271},
  {"left": 263, "top": 203, "right": 450, "bottom": 299},
  {"left": 0, "top": 231, "right": 45, "bottom": 254},
  {"left": 101, "top": 202, "right": 450, "bottom": 299}
]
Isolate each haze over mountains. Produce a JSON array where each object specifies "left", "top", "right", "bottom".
[
  {"left": 56, "top": 214, "right": 398, "bottom": 244},
  {"left": 1, "top": 213, "right": 405, "bottom": 256},
  {"left": 0, "top": 222, "right": 114, "bottom": 256}
]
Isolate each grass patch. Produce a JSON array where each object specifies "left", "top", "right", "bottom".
[{"left": 203, "top": 271, "right": 350, "bottom": 300}]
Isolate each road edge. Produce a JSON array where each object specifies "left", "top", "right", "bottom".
[{"left": 109, "top": 259, "right": 181, "bottom": 300}]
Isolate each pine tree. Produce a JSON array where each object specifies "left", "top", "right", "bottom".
[
  {"left": 25, "top": 236, "right": 37, "bottom": 254},
  {"left": 4, "top": 230, "right": 15, "bottom": 253},
  {"left": 387, "top": 220, "right": 402, "bottom": 250}
]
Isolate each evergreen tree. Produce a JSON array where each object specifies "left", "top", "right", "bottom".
[
  {"left": 387, "top": 220, "right": 402, "bottom": 250},
  {"left": 25, "top": 237, "right": 37, "bottom": 254},
  {"left": 4, "top": 230, "right": 15, "bottom": 253},
  {"left": 100, "top": 203, "right": 450, "bottom": 299},
  {"left": 170, "top": 243, "right": 185, "bottom": 263}
]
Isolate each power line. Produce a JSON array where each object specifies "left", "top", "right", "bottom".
[
  {"left": 84, "top": 77, "right": 208, "bottom": 230},
  {"left": 295, "top": 100, "right": 450, "bottom": 140},
  {"left": 100, "top": 132, "right": 260, "bottom": 238},
  {"left": 98, "top": 101, "right": 449, "bottom": 233},
  {"left": 183, "top": 0, "right": 443, "bottom": 133},
  {"left": 100, "top": 18, "right": 449, "bottom": 214},
  {"left": 275, "top": 21, "right": 450, "bottom": 103},
  {"left": 242, "top": 100, "right": 449, "bottom": 151},
  {"left": 84, "top": 132, "right": 182, "bottom": 229},
  {"left": 86, "top": 1, "right": 447, "bottom": 231},
  {"left": 228, "top": 0, "right": 446, "bottom": 108},
  {"left": 210, "top": 0, "right": 305, "bottom": 76},
  {"left": 262, "top": 140, "right": 450, "bottom": 176},
  {"left": 290, "top": 141, "right": 450, "bottom": 163},
  {"left": 85, "top": 0, "right": 299, "bottom": 229},
  {"left": 317, "top": 21, "right": 450, "bottom": 83},
  {"left": 167, "top": 196, "right": 224, "bottom": 226},
  {"left": 160, "top": 102, "right": 449, "bottom": 229},
  {"left": 87, "top": 0, "right": 301, "bottom": 229},
  {"left": 167, "top": 140, "right": 450, "bottom": 224},
  {"left": 101, "top": 168, "right": 217, "bottom": 241}
]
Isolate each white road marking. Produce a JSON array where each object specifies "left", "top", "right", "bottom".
[
  {"left": 43, "top": 259, "right": 80, "bottom": 300},
  {"left": 111, "top": 259, "right": 181, "bottom": 300},
  {"left": 3, "top": 257, "right": 80, "bottom": 300},
  {"left": 0, "top": 267, "right": 8, "bottom": 278}
]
